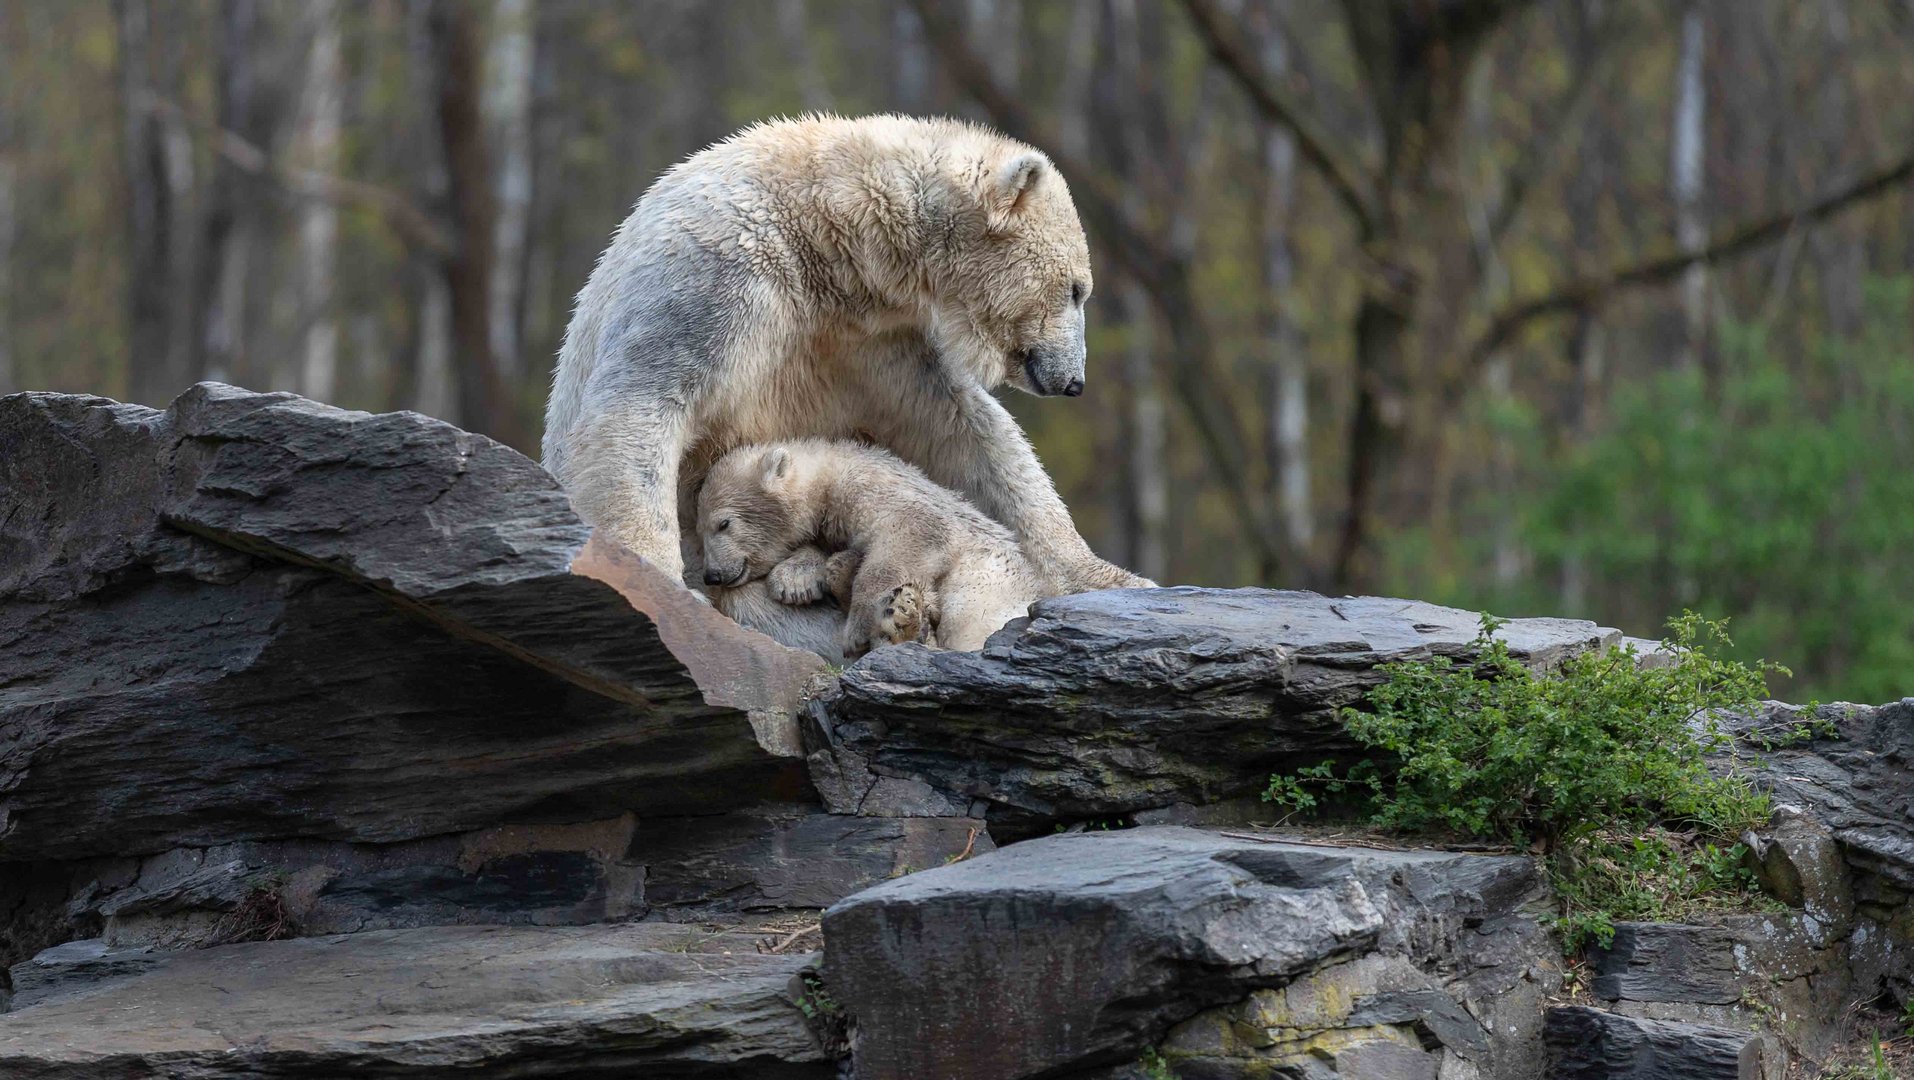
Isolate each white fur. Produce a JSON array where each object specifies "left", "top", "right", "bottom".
[{"left": 544, "top": 115, "right": 1150, "bottom": 653}]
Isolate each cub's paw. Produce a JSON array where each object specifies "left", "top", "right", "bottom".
[
  {"left": 767, "top": 558, "right": 829, "bottom": 606},
  {"left": 875, "top": 583, "right": 930, "bottom": 645}
]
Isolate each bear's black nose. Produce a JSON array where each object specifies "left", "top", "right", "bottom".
[
  {"left": 703, "top": 568, "right": 726, "bottom": 586},
  {"left": 1063, "top": 378, "right": 1084, "bottom": 397}
]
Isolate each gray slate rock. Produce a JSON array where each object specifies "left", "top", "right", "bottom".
[
  {"left": 1733, "top": 700, "right": 1914, "bottom": 899},
  {"left": 5, "top": 940, "right": 165, "bottom": 1012},
  {"left": 818, "top": 589, "right": 1623, "bottom": 825},
  {"left": 822, "top": 826, "right": 1540, "bottom": 1080},
  {"left": 0, "top": 923, "right": 831, "bottom": 1079},
  {"left": 0, "top": 385, "right": 825, "bottom": 862},
  {"left": 635, "top": 806, "right": 990, "bottom": 911},
  {"left": 1588, "top": 923, "right": 1746, "bottom": 1005},
  {"left": 1545, "top": 1006, "right": 1781, "bottom": 1079}
]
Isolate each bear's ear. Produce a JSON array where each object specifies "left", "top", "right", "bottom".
[
  {"left": 760, "top": 447, "right": 792, "bottom": 486},
  {"left": 987, "top": 152, "right": 1048, "bottom": 226}
]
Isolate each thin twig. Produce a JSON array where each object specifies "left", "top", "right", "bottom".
[
  {"left": 1454, "top": 145, "right": 1914, "bottom": 396},
  {"left": 142, "top": 93, "right": 452, "bottom": 256},
  {"left": 1176, "top": 0, "right": 1379, "bottom": 234}
]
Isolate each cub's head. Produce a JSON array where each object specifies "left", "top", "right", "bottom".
[
  {"left": 933, "top": 146, "right": 1094, "bottom": 398},
  {"left": 697, "top": 446, "right": 805, "bottom": 588}
]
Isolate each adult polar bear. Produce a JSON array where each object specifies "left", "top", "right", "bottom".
[{"left": 544, "top": 115, "right": 1149, "bottom": 649}]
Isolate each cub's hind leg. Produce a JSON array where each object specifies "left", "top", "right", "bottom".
[{"left": 874, "top": 582, "right": 938, "bottom": 647}]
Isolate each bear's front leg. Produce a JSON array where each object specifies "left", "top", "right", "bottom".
[
  {"left": 766, "top": 545, "right": 837, "bottom": 606},
  {"left": 881, "top": 374, "right": 1154, "bottom": 594},
  {"left": 560, "top": 398, "right": 691, "bottom": 583}
]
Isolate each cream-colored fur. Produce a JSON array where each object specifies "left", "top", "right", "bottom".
[
  {"left": 543, "top": 115, "right": 1149, "bottom": 657},
  {"left": 697, "top": 439, "right": 1054, "bottom": 656}
]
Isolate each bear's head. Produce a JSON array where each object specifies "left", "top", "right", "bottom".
[
  {"left": 697, "top": 445, "right": 806, "bottom": 588},
  {"left": 931, "top": 149, "right": 1094, "bottom": 398}
]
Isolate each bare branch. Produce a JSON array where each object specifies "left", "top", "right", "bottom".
[
  {"left": 1482, "top": 10, "right": 1612, "bottom": 255},
  {"left": 143, "top": 94, "right": 452, "bottom": 257},
  {"left": 1176, "top": 0, "right": 1379, "bottom": 235},
  {"left": 1455, "top": 146, "right": 1914, "bottom": 392}
]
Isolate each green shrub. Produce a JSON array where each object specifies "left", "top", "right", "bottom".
[{"left": 1267, "top": 613, "right": 1790, "bottom": 949}]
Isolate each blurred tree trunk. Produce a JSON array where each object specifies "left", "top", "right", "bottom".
[
  {"left": 0, "top": 85, "right": 14, "bottom": 397},
  {"left": 1328, "top": 1, "right": 1516, "bottom": 593},
  {"left": 195, "top": 0, "right": 264, "bottom": 388},
  {"left": 117, "top": 0, "right": 199, "bottom": 405},
  {"left": 425, "top": 0, "right": 523, "bottom": 448},
  {"left": 684, "top": 3, "right": 732, "bottom": 150},
  {"left": 292, "top": 0, "right": 342, "bottom": 402},
  {"left": 1103, "top": 0, "right": 1171, "bottom": 582},
  {"left": 1558, "top": 87, "right": 1614, "bottom": 614},
  {"left": 518, "top": 1, "right": 562, "bottom": 375},
  {"left": 890, "top": 5, "right": 930, "bottom": 113},
  {"left": 1246, "top": 2, "right": 1313, "bottom": 564},
  {"left": 1670, "top": 0, "right": 1708, "bottom": 373},
  {"left": 1807, "top": 2, "right": 1864, "bottom": 341},
  {"left": 485, "top": 0, "right": 535, "bottom": 376},
  {"left": 778, "top": 0, "right": 832, "bottom": 112},
  {"left": 968, "top": 0, "right": 1021, "bottom": 88},
  {"left": 1055, "top": 0, "right": 1098, "bottom": 164},
  {"left": 1118, "top": 280, "right": 1169, "bottom": 581}
]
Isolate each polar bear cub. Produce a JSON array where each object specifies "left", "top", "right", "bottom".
[{"left": 696, "top": 438, "right": 1055, "bottom": 657}]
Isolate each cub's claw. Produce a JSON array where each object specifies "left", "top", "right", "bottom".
[
  {"left": 768, "top": 561, "right": 828, "bottom": 605},
  {"left": 841, "top": 582, "right": 931, "bottom": 660},
  {"left": 875, "top": 583, "right": 929, "bottom": 645}
]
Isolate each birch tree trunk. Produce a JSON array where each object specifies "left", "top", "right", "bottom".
[
  {"left": 1248, "top": 3, "right": 1312, "bottom": 558},
  {"left": 485, "top": 0, "right": 535, "bottom": 376},
  {"left": 292, "top": 0, "right": 342, "bottom": 403},
  {"left": 1670, "top": 1, "right": 1708, "bottom": 372}
]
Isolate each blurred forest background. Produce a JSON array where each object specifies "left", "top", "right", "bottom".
[{"left": 1, "top": 0, "right": 1912, "bottom": 700}]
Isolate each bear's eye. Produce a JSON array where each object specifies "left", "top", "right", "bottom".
[
  {"left": 1070, "top": 281, "right": 1087, "bottom": 306},
  {"left": 716, "top": 518, "right": 732, "bottom": 533}
]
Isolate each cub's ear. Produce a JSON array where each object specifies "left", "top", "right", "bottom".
[
  {"left": 760, "top": 447, "right": 792, "bottom": 486},
  {"left": 987, "top": 152, "right": 1048, "bottom": 227}
]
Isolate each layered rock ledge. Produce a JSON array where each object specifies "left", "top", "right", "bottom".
[{"left": 3, "top": 387, "right": 1909, "bottom": 1079}]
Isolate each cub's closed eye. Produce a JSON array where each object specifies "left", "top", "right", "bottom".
[{"left": 716, "top": 519, "right": 732, "bottom": 532}]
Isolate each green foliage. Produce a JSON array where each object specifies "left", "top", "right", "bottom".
[
  {"left": 1548, "top": 830, "right": 1771, "bottom": 951},
  {"left": 1268, "top": 612, "right": 1791, "bottom": 950},
  {"left": 1137, "top": 1047, "right": 1176, "bottom": 1080},
  {"left": 1513, "top": 278, "right": 1914, "bottom": 703},
  {"left": 794, "top": 973, "right": 840, "bottom": 1023},
  {"left": 1269, "top": 613, "right": 1778, "bottom": 848}
]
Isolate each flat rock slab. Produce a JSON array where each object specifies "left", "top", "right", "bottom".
[
  {"left": 1545, "top": 1006, "right": 1782, "bottom": 1079},
  {"left": 0, "top": 923, "right": 832, "bottom": 1079},
  {"left": 822, "top": 826, "right": 1540, "bottom": 1080},
  {"left": 0, "top": 385, "right": 825, "bottom": 861},
  {"left": 819, "top": 588, "right": 1624, "bottom": 822}
]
